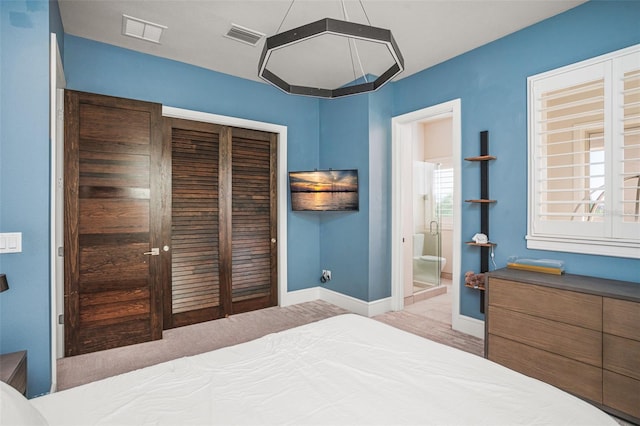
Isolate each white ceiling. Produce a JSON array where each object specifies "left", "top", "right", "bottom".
[{"left": 58, "top": 0, "right": 586, "bottom": 92}]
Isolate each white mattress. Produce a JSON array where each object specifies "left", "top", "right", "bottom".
[{"left": 32, "top": 314, "right": 616, "bottom": 425}]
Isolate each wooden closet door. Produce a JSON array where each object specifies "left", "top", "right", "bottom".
[
  {"left": 163, "top": 118, "right": 225, "bottom": 328},
  {"left": 64, "top": 91, "right": 165, "bottom": 356},
  {"left": 164, "top": 121, "right": 278, "bottom": 324},
  {"left": 229, "top": 128, "right": 278, "bottom": 313}
]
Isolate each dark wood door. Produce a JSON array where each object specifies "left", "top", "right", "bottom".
[
  {"left": 64, "top": 90, "right": 166, "bottom": 356},
  {"left": 163, "top": 118, "right": 225, "bottom": 328},
  {"left": 230, "top": 128, "right": 278, "bottom": 313},
  {"left": 163, "top": 118, "right": 277, "bottom": 328}
]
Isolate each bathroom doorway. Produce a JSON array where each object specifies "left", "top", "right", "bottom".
[
  {"left": 391, "top": 99, "right": 468, "bottom": 334},
  {"left": 409, "top": 119, "right": 453, "bottom": 302}
]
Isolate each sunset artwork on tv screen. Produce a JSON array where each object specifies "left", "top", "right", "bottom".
[{"left": 289, "top": 169, "right": 359, "bottom": 211}]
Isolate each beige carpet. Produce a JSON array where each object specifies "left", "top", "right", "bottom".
[{"left": 57, "top": 300, "right": 482, "bottom": 390}]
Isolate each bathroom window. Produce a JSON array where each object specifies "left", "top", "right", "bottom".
[
  {"left": 434, "top": 166, "right": 453, "bottom": 230},
  {"left": 527, "top": 44, "right": 640, "bottom": 258}
]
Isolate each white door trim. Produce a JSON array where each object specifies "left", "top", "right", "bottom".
[
  {"left": 391, "top": 99, "right": 483, "bottom": 338},
  {"left": 161, "top": 106, "right": 289, "bottom": 309},
  {"left": 50, "top": 32, "right": 66, "bottom": 392}
]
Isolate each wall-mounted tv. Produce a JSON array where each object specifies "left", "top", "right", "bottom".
[{"left": 289, "top": 169, "right": 359, "bottom": 211}]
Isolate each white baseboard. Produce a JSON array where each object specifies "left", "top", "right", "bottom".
[
  {"left": 281, "top": 287, "right": 392, "bottom": 317},
  {"left": 452, "top": 314, "right": 485, "bottom": 339},
  {"left": 318, "top": 288, "right": 392, "bottom": 317},
  {"left": 364, "top": 295, "right": 394, "bottom": 317},
  {"left": 280, "top": 287, "right": 319, "bottom": 307}
]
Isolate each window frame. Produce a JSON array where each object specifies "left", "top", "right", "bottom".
[
  {"left": 527, "top": 43, "right": 640, "bottom": 259},
  {"left": 434, "top": 161, "right": 454, "bottom": 231}
]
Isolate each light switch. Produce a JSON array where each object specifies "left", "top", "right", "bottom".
[{"left": 0, "top": 233, "right": 22, "bottom": 254}]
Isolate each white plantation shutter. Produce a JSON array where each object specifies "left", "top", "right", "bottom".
[
  {"left": 614, "top": 53, "right": 640, "bottom": 238},
  {"left": 528, "top": 44, "right": 640, "bottom": 258}
]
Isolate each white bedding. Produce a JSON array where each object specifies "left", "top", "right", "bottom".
[{"left": 31, "top": 314, "right": 616, "bottom": 425}]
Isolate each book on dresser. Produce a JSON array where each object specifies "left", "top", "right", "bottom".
[{"left": 485, "top": 268, "right": 640, "bottom": 424}]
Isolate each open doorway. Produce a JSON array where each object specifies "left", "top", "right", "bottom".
[
  {"left": 406, "top": 118, "right": 453, "bottom": 304},
  {"left": 392, "top": 99, "right": 477, "bottom": 336}
]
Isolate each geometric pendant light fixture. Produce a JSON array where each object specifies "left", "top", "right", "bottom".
[{"left": 258, "top": 2, "right": 404, "bottom": 98}]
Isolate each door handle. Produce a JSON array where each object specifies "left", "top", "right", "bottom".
[{"left": 143, "top": 248, "right": 160, "bottom": 256}]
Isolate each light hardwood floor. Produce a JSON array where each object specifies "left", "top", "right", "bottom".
[
  {"left": 374, "top": 283, "right": 485, "bottom": 357},
  {"left": 405, "top": 282, "right": 455, "bottom": 325}
]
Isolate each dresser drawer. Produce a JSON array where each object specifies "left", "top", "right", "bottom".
[
  {"left": 488, "top": 278, "right": 602, "bottom": 331},
  {"left": 604, "top": 298, "right": 640, "bottom": 341},
  {"left": 488, "top": 306, "right": 602, "bottom": 367},
  {"left": 603, "top": 370, "right": 640, "bottom": 420},
  {"left": 486, "top": 269, "right": 640, "bottom": 423},
  {"left": 487, "top": 334, "right": 602, "bottom": 404},
  {"left": 604, "top": 334, "right": 640, "bottom": 380}
]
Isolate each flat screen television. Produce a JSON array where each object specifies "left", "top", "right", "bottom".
[{"left": 289, "top": 169, "right": 359, "bottom": 211}]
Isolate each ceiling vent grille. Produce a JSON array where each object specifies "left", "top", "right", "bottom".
[
  {"left": 225, "top": 24, "right": 264, "bottom": 46},
  {"left": 122, "top": 14, "right": 167, "bottom": 44}
]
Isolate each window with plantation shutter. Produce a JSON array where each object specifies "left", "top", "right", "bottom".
[
  {"left": 527, "top": 44, "right": 640, "bottom": 259},
  {"left": 617, "top": 54, "right": 640, "bottom": 237}
]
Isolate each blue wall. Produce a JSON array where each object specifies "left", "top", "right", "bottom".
[
  {"left": 367, "top": 85, "right": 393, "bottom": 301},
  {"left": 1, "top": 0, "right": 639, "bottom": 397},
  {"left": 0, "top": 0, "right": 59, "bottom": 397},
  {"left": 49, "top": 0, "right": 63, "bottom": 56},
  {"left": 315, "top": 83, "right": 393, "bottom": 302},
  {"left": 318, "top": 94, "right": 370, "bottom": 300},
  {"left": 393, "top": 0, "right": 640, "bottom": 318}
]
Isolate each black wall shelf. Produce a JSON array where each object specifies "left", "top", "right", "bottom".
[{"left": 464, "top": 130, "right": 496, "bottom": 314}]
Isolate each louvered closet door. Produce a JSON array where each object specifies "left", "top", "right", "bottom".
[
  {"left": 64, "top": 91, "right": 164, "bottom": 356},
  {"left": 163, "top": 119, "right": 278, "bottom": 327},
  {"left": 164, "top": 118, "right": 226, "bottom": 328},
  {"left": 230, "top": 128, "right": 278, "bottom": 313}
]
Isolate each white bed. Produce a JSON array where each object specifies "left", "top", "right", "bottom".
[{"left": 4, "top": 314, "right": 616, "bottom": 425}]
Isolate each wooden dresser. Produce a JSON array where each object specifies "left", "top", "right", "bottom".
[{"left": 485, "top": 268, "right": 640, "bottom": 424}]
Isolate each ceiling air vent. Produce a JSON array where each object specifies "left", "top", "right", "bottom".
[
  {"left": 224, "top": 24, "right": 264, "bottom": 46},
  {"left": 122, "top": 14, "right": 167, "bottom": 44}
]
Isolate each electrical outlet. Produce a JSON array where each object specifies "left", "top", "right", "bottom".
[{"left": 321, "top": 269, "right": 332, "bottom": 283}]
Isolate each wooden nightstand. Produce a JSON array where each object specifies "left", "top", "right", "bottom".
[{"left": 0, "top": 350, "right": 27, "bottom": 395}]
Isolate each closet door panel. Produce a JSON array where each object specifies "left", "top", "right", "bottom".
[
  {"left": 163, "top": 119, "right": 278, "bottom": 324},
  {"left": 230, "top": 128, "right": 278, "bottom": 313},
  {"left": 164, "top": 118, "right": 224, "bottom": 328}
]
